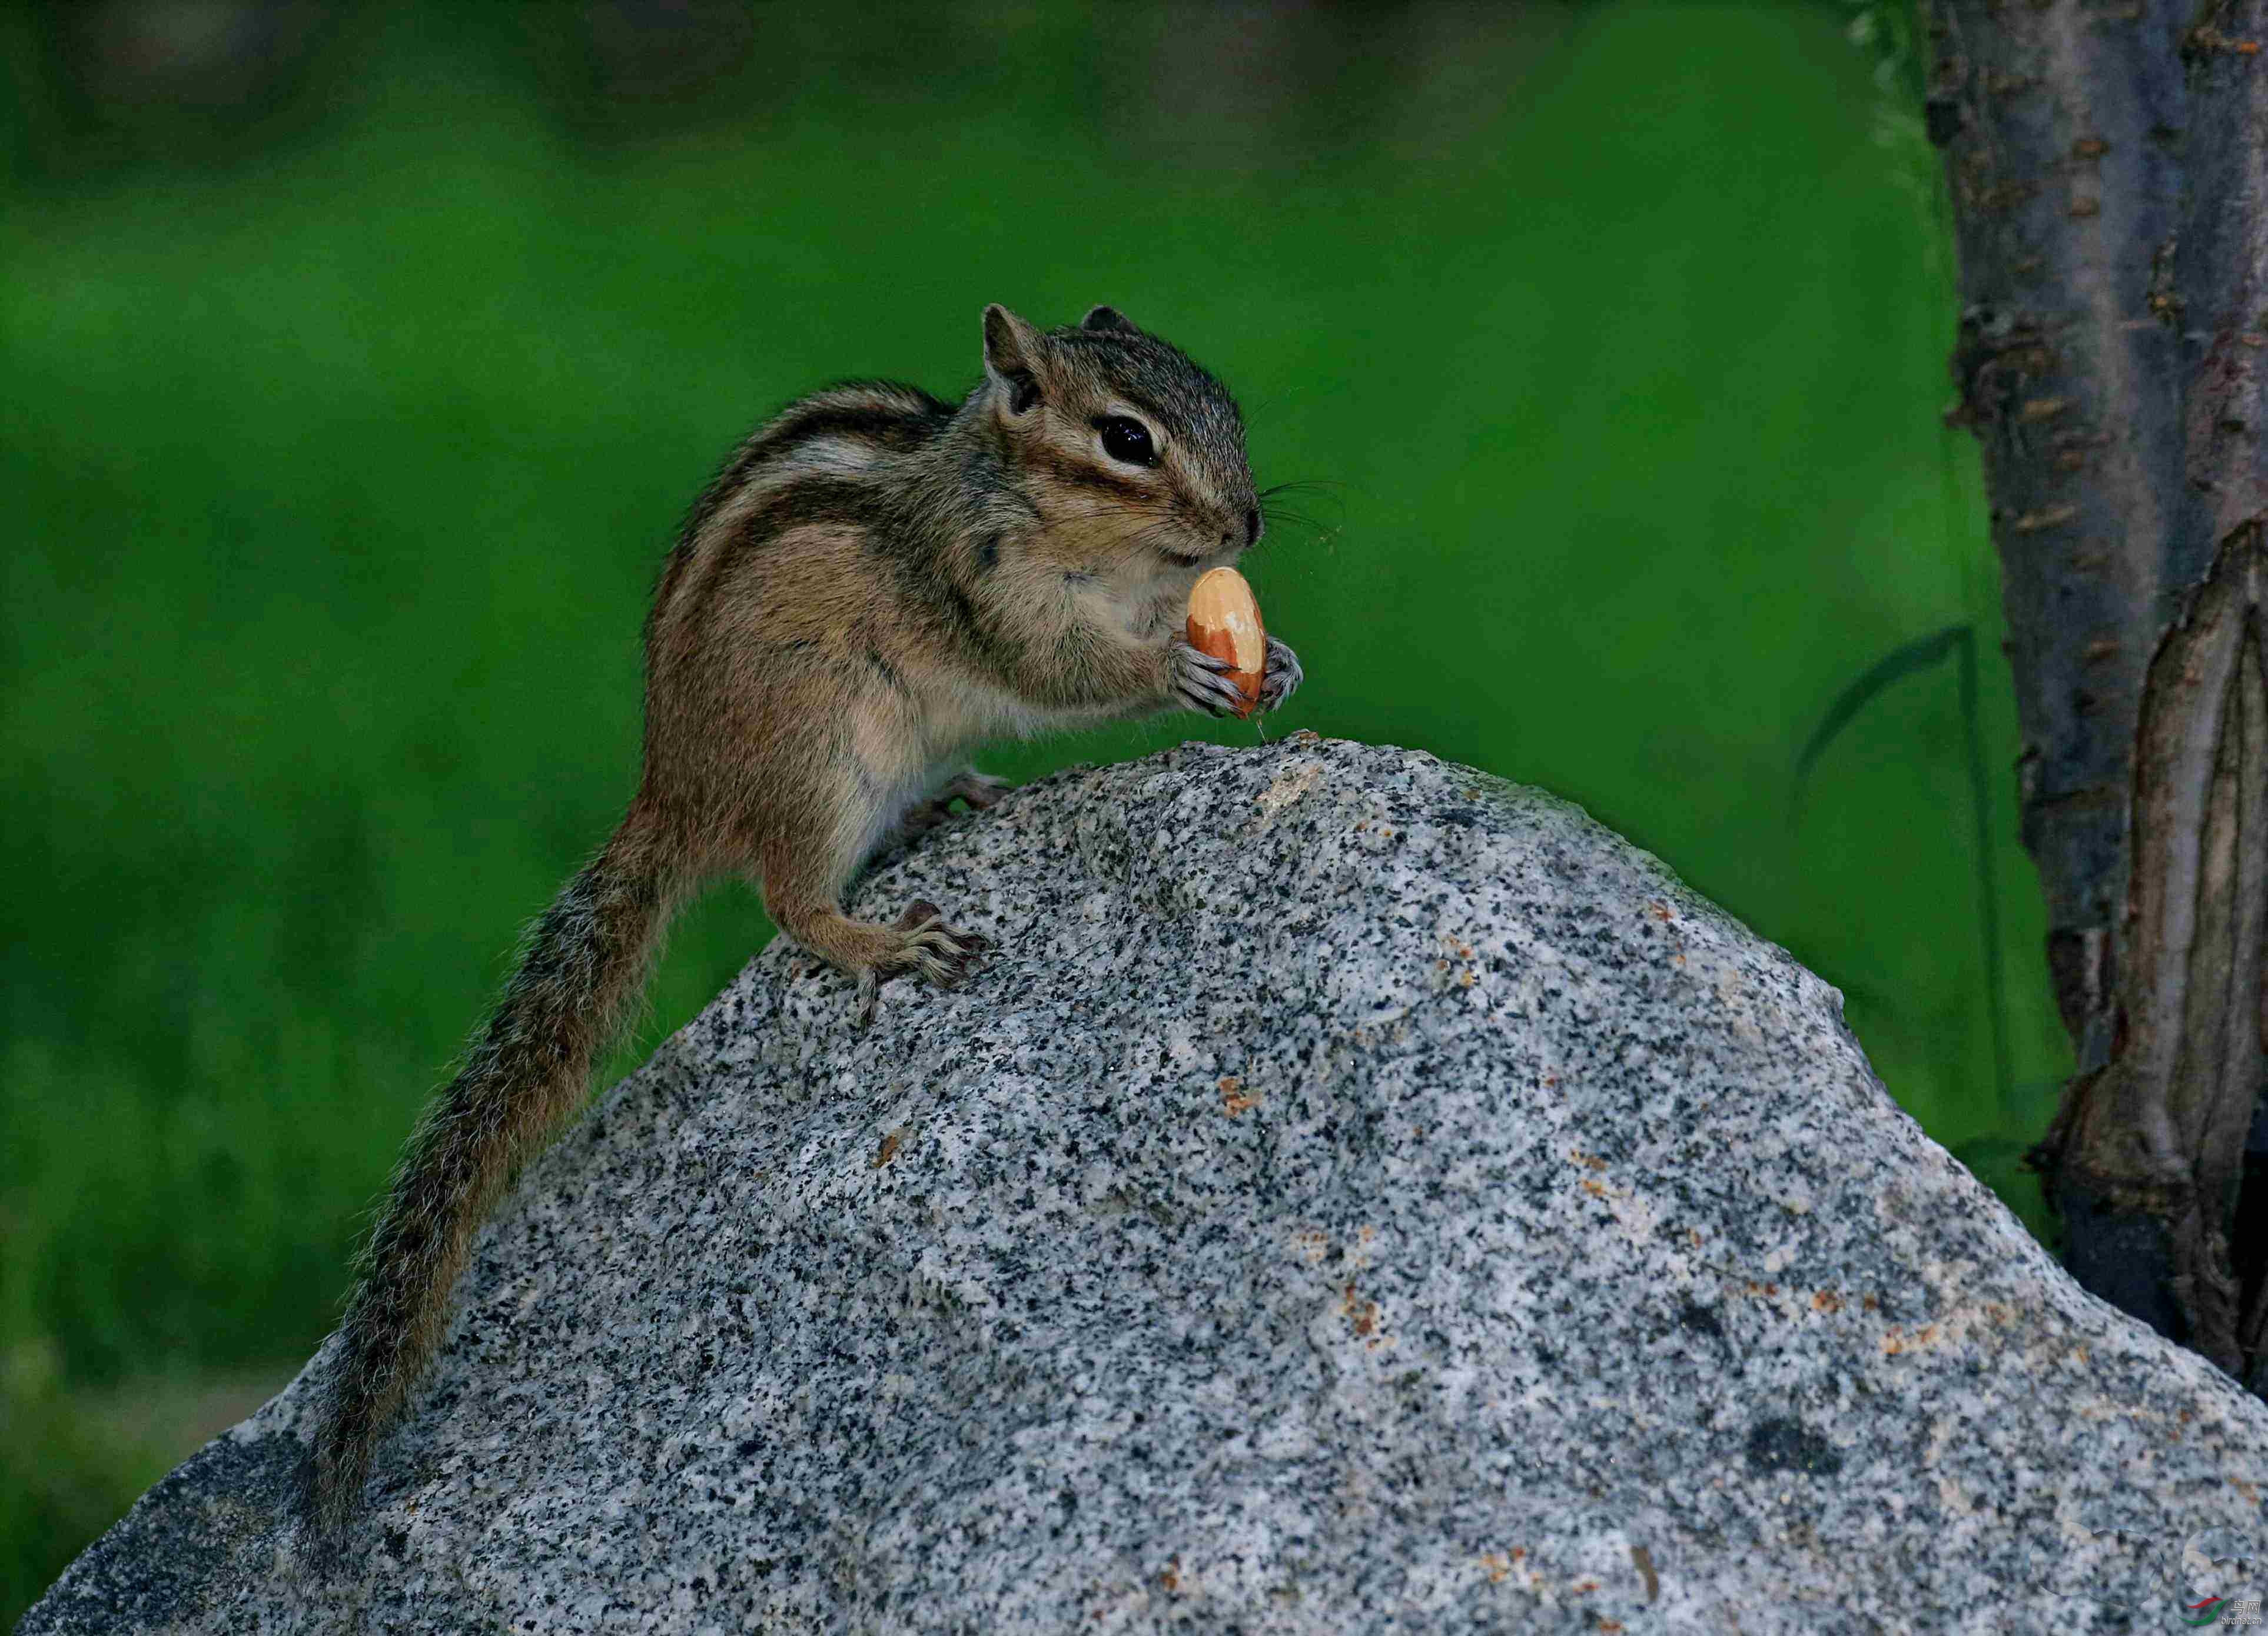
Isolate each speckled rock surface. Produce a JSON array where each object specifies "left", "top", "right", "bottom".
[{"left": 25, "top": 736, "right": 2268, "bottom": 1634}]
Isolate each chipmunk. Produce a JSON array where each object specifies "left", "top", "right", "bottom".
[{"left": 303, "top": 303, "right": 1303, "bottom": 1536}]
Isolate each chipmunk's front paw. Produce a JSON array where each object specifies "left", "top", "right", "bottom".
[
  {"left": 1172, "top": 638, "right": 1246, "bottom": 717},
  {"left": 1258, "top": 636, "right": 1303, "bottom": 712}
]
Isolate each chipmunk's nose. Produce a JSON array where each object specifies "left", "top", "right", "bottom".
[{"left": 1243, "top": 506, "right": 1261, "bottom": 547}]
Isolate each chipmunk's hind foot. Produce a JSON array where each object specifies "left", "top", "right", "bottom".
[
  {"left": 938, "top": 770, "right": 1011, "bottom": 810},
  {"left": 785, "top": 899, "right": 988, "bottom": 1026},
  {"left": 886, "top": 899, "right": 991, "bottom": 986},
  {"left": 889, "top": 770, "right": 1015, "bottom": 846}
]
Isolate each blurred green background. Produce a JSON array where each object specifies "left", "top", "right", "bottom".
[{"left": 1, "top": 0, "right": 2062, "bottom": 1620}]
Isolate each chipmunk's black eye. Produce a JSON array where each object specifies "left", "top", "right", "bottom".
[{"left": 1094, "top": 415, "right": 1157, "bottom": 468}]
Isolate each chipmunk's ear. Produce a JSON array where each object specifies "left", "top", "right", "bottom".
[
  {"left": 1080, "top": 305, "right": 1135, "bottom": 334},
  {"left": 982, "top": 304, "right": 1045, "bottom": 415}
]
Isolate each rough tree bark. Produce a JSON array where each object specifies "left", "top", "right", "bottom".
[{"left": 1930, "top": 0, "right": 2267, "bottom": 1394}]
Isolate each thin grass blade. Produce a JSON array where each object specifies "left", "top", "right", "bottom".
[{"left": 1792, "top": 623, "right": 1969, "bottom": 812}]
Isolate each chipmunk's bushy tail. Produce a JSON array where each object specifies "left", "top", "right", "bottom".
[{"left": 305, "top": 816, "right": 672, "bottom": 1538}]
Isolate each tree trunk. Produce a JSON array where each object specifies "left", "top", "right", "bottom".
[{"left": 1930, "top": 0, "right": 2267, "bottom": 1394}]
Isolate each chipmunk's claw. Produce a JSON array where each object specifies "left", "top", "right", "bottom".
[
  {"left": 850, "top": 901, "right": 991, "bottom": 1026},
  {"left": 1259, "top": 636, "right": 1303, "bottom": 711},
  {"left": 892, "top": 900, "right": 990, "bottom": 986},
  {"left": 1172, "top": 639, "right": 1246, "bottom": 717}
]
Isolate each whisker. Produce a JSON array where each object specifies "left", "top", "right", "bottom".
[{"left": 1258, "top": 477, "right": 1345, "bottom": 501}]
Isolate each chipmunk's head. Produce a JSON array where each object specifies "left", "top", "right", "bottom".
[{"left": 979, "top": 303, "right": 1260, "bottom": 568}]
